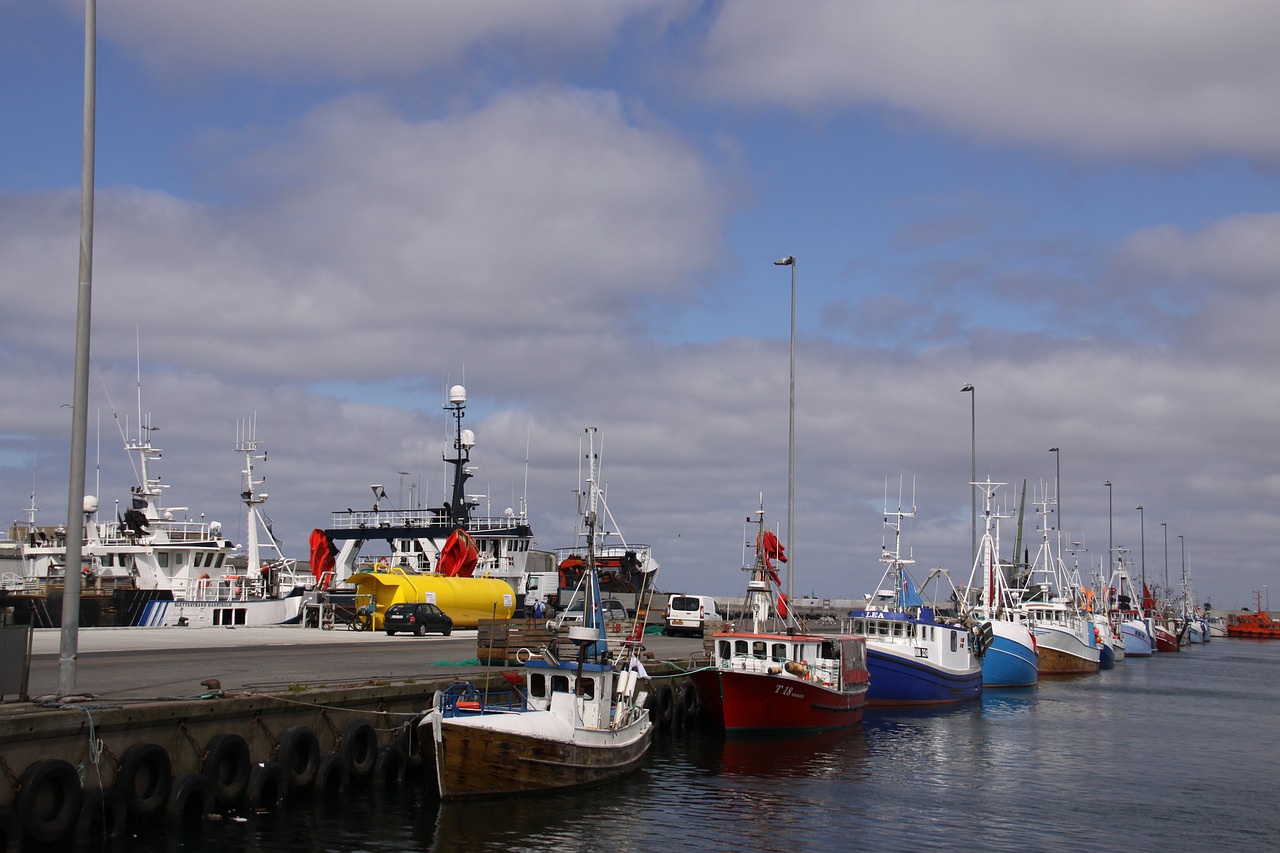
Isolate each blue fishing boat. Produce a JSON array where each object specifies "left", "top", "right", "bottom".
[
  {"left": 849, "top": 489, "right": 983, "bottom": 706},
  {"left": 961, "top": 480, "right": 1039, "bottom": 688}
]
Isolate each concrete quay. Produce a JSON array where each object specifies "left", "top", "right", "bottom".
[{"left": 0, "top": 624, "right": 707, "bottom": 849}]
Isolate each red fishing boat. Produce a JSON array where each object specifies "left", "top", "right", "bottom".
[
  {"left": 690, "top": 502, "right": 870, "bottom": 732},
  {"left": 1226, "top": 592, "right": 1280, "bottom": 639}
]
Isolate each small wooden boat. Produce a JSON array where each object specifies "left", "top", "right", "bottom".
[{"left": 419, "top": 428, "right": 653, "bottom": 799}]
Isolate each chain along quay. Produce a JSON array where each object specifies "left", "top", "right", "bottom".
[{"left": 2, "top": 621, "right": 1278, "bottom": 851}]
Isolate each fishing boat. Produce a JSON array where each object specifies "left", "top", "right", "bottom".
[
  {"left": 690, "top": 499, "right": 870, "bottom": 731},
  {"left": 1101, "top": 550, "right": 1154, "bottom": 657},
  {"left": 0, "top": 412, "right": 315, "bottom": 628},
  {"left": 960, "top": 480, "right": 1038, "bottom": 688},
  {"left": 1226, "top": 592, "right": 1280, "bottom": 638},
  {"left": 313, "top": 385, "right": 529, "bottom": 629},
  {"left": 848, "top": 489, "right": 983, "bottom": 706},
  {"left": 419, "top": 428, "right": 653, "bottom": 799},
  {"left": 1021, "top": 496, "right": 1100, "bottom": 674}
]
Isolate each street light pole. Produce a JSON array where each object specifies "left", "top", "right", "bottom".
[
  {"left": 1104, "top": 481, "right": 1113, "bottom": 573},
  {"left": 774, "top": 255, "right": 797, "bottom": 603},
  {"left": 1049, "top": 447, "right": 1061, "bottom": 537},
  {"left": 1136, "top": 505, "right": 1146, "bottom": 596},
  {"left": 962, "top": 384, "right": 975, "bottom": 565},
  {"left": 1161, "top": 522, "right": 1168, "bottom": 607}
]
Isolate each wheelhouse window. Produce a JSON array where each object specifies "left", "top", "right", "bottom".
[{"left": 529, "top": 674, "right": 547, "bottom": 698}]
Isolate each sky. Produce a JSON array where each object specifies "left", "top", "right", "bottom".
[{"left": 2, "top": 1, "right": 1277, "bottom": 612}]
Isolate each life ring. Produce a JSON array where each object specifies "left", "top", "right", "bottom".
[
  {"left": 166, "top": 773, "right": 216, "bottom": 825},
  {"left": 375, "top": 558, "right": 389, "bottom": 571},
  {"left": 202, "top": 733, "right": 251, "bottom": 806},
  {"left": 245, "top": 761, "right": 289, "bottom": 812},
  {"left": 516, "top": 647, "right": 533, "bottom": 663},
  {"left": 313, "top": 752, "right": 351, "bottom": 800},
  {"left": 275, "top": 726, "right": 322, "bottom": 790},
  {"left": 74, "top": 786, "right": 128, "bottom": 845},
  {"left": 340, "top": 719, "right": 379, "bottom": 780},
  {"left": 373, "top": 745, "right": 407, "bottom": 787},
  {"left": 16, "top": 758, "right": 82, "bottom": 843},
  {"left": 0, "top": 804, "right": 20, "bottom": 853},
  {"left": 115, "top": 742, "right": 172, "bottom": 820}
]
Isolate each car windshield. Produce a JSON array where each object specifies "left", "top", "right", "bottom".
[{"left": 671, "top": 597, "right": 700, "bottom": 611}]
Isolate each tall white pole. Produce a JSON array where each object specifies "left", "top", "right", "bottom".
[{"left": 59, "top": 0, "right": 97, "bottom": 697}]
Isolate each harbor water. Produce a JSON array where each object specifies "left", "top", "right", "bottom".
[{"left": 118, "top": 639, "right": 1280, "bottom": 852}]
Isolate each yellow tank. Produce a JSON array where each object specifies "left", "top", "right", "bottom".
[{"left": 345, "top": 566, "right": 515, "bottom": 629}]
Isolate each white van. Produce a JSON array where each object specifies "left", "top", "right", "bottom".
[{"left": 664, "top": 594, "right": 721, "bottom": 637}]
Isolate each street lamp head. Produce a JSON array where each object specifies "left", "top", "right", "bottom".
[
  {"left": 1136, "top": 505, "right": 1143, "bottom": 511},
  {"left": 961, "top": 384, "right": 974, "bottom": 392},
  {"left": 774, "top": 256, "right": 795, "bottom": 266},
  {"left": 1104, "top": 480, "right": 1111, "bottom": 487},
  {"left": 1049, "top": 447, "right": 1059, "bottom": 452}
]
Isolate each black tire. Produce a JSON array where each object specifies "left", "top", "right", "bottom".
[
  {"left": 670, "top": 684, "right": 688, "bottom": 731},
  {"left": 74, "top": 786, "right": 128, "bottom": 845},
  {"left": 313, "top": 752, "right": 351, "bottom": 800},
  {"left": 16, "top": 758, "right": 81, "bottom": 844},
  {"left": 340, "top": 719, "right": 379, "bottom": 780},
  {"left": 0, "top": 804, "right": 22, "bottom": 853},
  {"left": 681, "top": 681, "right": 703, "bottom": 728},
  {"left": 275, "top": 726, "right": 322, "bottom": 790},
  {"left": 442, "top": 627, "right": 451, "bottom": 636},
  {"left": 202, "top": 732, "right": 251, "bottom": 806},
  {"left": 414, "top": 623, "right": 425, "bottom": 637},
  {"left": 372, "top": 745, "right": 407, "bottom": 787},
  {"left": 654, "top": 684, "right": 675, "bottom": 729},
  {"left": 167, "top": 773, "right": 216, "bottom": 826},
  {"left": 115, "top": 742, "right": 173, "bottom": 821},
  {"left": 245, "top": 761, "right": 289, "bottom": 812},
  {"left": 385, "top": 629, "right": 396, "bottom": 636}
]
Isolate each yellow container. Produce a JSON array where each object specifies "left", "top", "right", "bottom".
[{"left": 346, "top": 567, "right": 515, "bottom": 629}]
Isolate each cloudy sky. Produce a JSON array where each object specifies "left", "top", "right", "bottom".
[{"left": 2, "top": 1, "right": 1276, "bottom": 611}]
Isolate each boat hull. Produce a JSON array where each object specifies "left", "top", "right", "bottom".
[
  {"left": 1031, "top": 625, "right": 1101, "bottom": 674},
  {"left": 980, "top": 623, "right": 1038, "bottom": 688},
  {"left": 427, "top": 712, "right": 651, "bottom": 800},
  {"left": 690, "top": 668, "right": 868, "bottom": 731},
  {"left": 1121, "top": 620, "right": 1154, "bottom": 657},
  {"left": 1153, "top": 624, "right": 1181, "bottom": 652},
  {"left": 865, "top": 646, "right": 982, "bottom": 706}
]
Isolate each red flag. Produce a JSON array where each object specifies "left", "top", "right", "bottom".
[
  {"left": 776, "top": 592, "right": 789, "bottom": 619},
  {"left": 759, "top": 530, "right": 787, "bottom": 570},
  {"left": 438, "top": 528, "right": 479, "bottom": 577},
  {"left": 1141, "top": 583, "right": 1156, "bottom": 613}
]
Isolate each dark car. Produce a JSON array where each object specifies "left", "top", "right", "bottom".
[{"left": 383, "top": 602, "right": 453, "bottom": 637}]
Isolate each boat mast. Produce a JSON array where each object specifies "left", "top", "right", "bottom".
[{"left": 444, "top": 385, "right": 473, "bottom": 527}]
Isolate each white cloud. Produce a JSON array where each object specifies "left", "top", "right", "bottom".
[{"left": 697, "top": 0, "right": 1280, "bottom": 158}]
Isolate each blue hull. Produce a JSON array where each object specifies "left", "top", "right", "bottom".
[
  {"left": 1099, "top": 642, "right": 1116, "bottom": 670},
  {"left": 866, "top": 648, "right": 983, "bottom": 706},
  {"left": 981, "top": 635, "right": 1039, "bottom": 688}
]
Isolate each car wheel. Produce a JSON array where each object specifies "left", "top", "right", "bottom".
[
  {"left": 385, "top": 630, "right": 395, "bottom": 636},
  {"left": 442, "top": 627, "right": 451, "bottom": 637},
  {"left": 414, "top": 624, "right": 425, "bottom": 637}
]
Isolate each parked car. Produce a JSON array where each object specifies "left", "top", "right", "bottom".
[
  {"left": 383, "top": 602, "right": 453, "bottom": 636},
  {"left": 664, "top": 593, "right": 721, "bottom": 637},
  {"left": 559, "top": 598, "right": 629, "bottom": 627}
]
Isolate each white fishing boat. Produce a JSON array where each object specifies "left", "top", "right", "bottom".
[
  {"left": 419, "top": 428, "right": 653, "bottom": 799},
  {"left": 0, "top": 408, "right": 314, "bottom": 628},
  {"left": 1022, "top": 495, "right": 1101, "bottom": 674}
]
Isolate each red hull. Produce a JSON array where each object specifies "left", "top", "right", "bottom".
[
  {"left": 1153, "top": 626, "right": 1180, "bottom": 653},
  {"left": 690, "top": 668, "right": 868, "bottom": 732}
]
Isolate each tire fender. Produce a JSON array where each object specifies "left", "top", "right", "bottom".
[
  {"left": 340, "top": 719, "right": 379, "bottom": 780},
  {"left": 16, "top": 758, "right": 82, "bottom": 844},
  {"left": 275, "top": 726, "right": 322, "bottom": 790},
  {"left": 202, "top": 733, "right": 251, "bottom": 806},
  {"left": 167, "top": 773, "right": 216, "bottom": 825},
  {"left": 313, "top": 752, "right": 351, "bottom": 799},
  {"left": 74, "top": 786, "right": 128, "bottom": 845},
  {"left": 115, "top": 742, "right": 173, "bottom": 821},
  {"left": 246, "top": 761, "right": 289, "bottom": 812}
]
